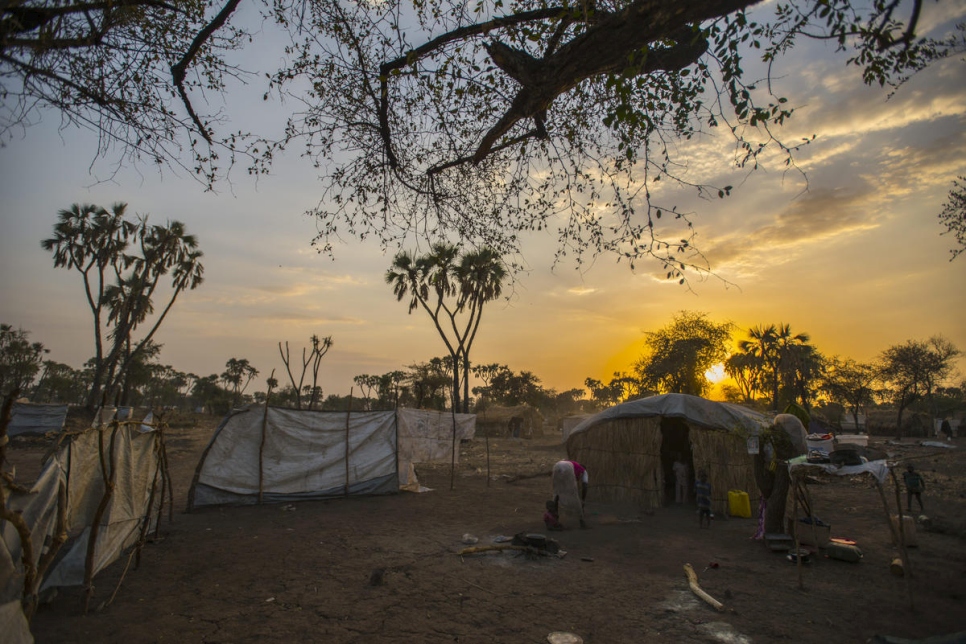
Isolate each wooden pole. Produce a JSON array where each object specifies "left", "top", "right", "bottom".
[
  {"left": 345, "top": 388, "right": 353, "bottom": 497},
  {"left": 450, "top": 407, "right": 458, "bottom": 491},
  {"left": 257, "top": 371, "right": 275, "bottom": 505},
  {"left": 84, "top": 423, "right": 120, "bottom": 614},
  {"left": 392, "top": 402, "right": 399, "bottom": 492},
  {"left": 792, "top": 470, "right": 803, "bottom": 589},
  {"left": 484, "top": 405, "right": 490, "bottom": 488},
  {"left": 0, "top": 389, "right": 41, "bottom": 620},
  {"left": 801, "top": 480, "right": 820, "bottom": 548},
  {"left": 875, "top": 472, "right": 914, "bottom": 611},
  {"left": 683, "top": 564, "right": 725, "bottom": 611}
]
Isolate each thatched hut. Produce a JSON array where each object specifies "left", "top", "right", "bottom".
[
  {"left": 566, "top": 394, "right": 772, "bottom": 516},
  {"left": 475, "top": 405, "right": 546, "bottom": 439},
  {"left": 866, "top": 409, "right": 934, "bottom": 437}
]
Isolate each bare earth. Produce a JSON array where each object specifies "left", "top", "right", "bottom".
[{"left": 8, "top": 415, "right": 966, "bottom": 644}]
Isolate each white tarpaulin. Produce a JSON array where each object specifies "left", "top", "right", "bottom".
[
  {"left": 789, "top": 460, "right": 892, "bottom": 484},
  {"left": 2, "top": 420, "right": 162, "bottom": 641},
  {"left": 189, "top": 406, "right": 477, "bottom": 509},
  {"left": 41, "top": 425, "right": 162, "bottom": 589},
  {"left": 7, "top": 403, "right": 68, "bottom": 437},
  {"left": 396, "top": 408, "right": 476, "bottom": 489}
]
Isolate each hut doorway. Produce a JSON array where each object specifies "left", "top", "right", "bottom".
[{"left": 660, "top": 417, "right": 694, "bottom": 506}]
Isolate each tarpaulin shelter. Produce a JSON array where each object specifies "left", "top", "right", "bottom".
[
  {"left": 2, "top": 410, "right": 167, "bottom": 643},
  {"left": 6, "top": 403, "right": 68, "bottom": 437},
  {"left": 187, "top": 406, "right": 476, "bottom": 510},
  {"left": 566, "top": 394, "right": 774, "bottom": 515}
]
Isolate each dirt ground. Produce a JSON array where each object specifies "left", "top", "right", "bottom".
[{"left": 8, "top": 414, "right": 966, "bottom": 644}]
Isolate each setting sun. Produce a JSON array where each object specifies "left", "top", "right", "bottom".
[{"left": 704, "top": 363, "right": 727, "bottom": 384}]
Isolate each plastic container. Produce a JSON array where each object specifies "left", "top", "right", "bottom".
[
  {"left": 728, "top": 490, "right": 751, "bottom": 518},
  {"left": 806, "top": 434, "right": 834, "bottom": 461}
]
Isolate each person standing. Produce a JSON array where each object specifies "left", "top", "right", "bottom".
[
  {"left": 695, "top": 470, "right": 713, "bottom": 528},
  {"left": 902, "top": 464, "right": 925, "bottom": 513},
  {"left": 940, "top": 419, "right": 953, "bottom": 442},
  {"left": 552, "top": 460, "right": 589, "bottom": 528},
  {"left": 672, "top": 455, "right": 690, "bottom": 504}
]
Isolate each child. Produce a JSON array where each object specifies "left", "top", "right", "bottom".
[
  {"left": 543, "top": 499, "right": 564, "bottom": 531},
  {"left": 695, "top": 470, "right": 713, "bottom": 528},
  {"left": 902, "top": 464, "right": 925, "bottom": 513}
]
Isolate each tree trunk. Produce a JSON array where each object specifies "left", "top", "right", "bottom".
[{"left": 765, "top": 466, "right": 790, "bottom": 535}]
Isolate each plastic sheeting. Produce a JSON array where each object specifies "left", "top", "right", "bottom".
[
  {"left": 789, "top": 460, "right": 892, "bottom": 484},
  {"left": 41, "top": 426, "right": 162, "bottom": 589},
  {"left": 7, "top": 403, "right": 68, "bottom": 437},
  {"left": 397, "top": 408, "right": 475, "bottom": 488},
  {"left": 568, "top": 393, "right": 774, "bottom": 439},
  {"left": 2, "top": 420, "right": 162, "bottom": 640},
  {"left": 189, "top": 406, "right": 476, "bottom": 509}
]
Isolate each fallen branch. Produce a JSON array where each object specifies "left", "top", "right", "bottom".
[{"left": 683, "top": 563, "right": 724, "bottom": 612}]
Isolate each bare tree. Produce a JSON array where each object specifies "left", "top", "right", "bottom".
[{"left": 278, "top": 335, "right": 333, "bottom": 410}]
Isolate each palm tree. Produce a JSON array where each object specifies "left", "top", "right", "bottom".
[
  {"left": 41, "top": 203, "right": 134, "bottom": 408},
  {"left": 386, "top": 244, "right": 506, "bottom": 412},
  {"left": 221, "top": 358, "right": 259, "bottom": 408},
  {"left": 724, "top": 351, "right": 761, "bottom": 403},
  {"left": 772, "top": 324, "right": 812, "bottom": 410},
  {"left": 735, "top": 323, "right": 813, "bottom": 410},
  {"left": 738, "top": 324, "right": 779, "bottom": 409},
  {"left": 453, "top": 247, "right": 506, "bottom": 410}
]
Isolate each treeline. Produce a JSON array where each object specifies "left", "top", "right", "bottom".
[{"left": 3, "top": 311, "right": 964, "bottom": 438}]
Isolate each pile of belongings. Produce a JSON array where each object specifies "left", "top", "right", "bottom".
[{"left": 806, "top": 432, "right": 835, "bottom": 463}]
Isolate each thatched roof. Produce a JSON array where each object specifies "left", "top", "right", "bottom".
[
  {"left": 568, "top": 393, "right": 772, "bottom": 440},
  {"left": 475, "top": 405, "right": 544, "bottom": 424}
]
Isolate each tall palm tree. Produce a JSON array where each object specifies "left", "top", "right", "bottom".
[
  {"left": 41, "top": 203, "right": 134, "bottom": 408},
  {"left": 738, "top": 324, "right": 779, "bottom": 409},
  {"left": 773, "top": 324, "right": 812, "bottom": 410},
  {"left": 42, "top": 204, "right": 204, "bottom": 408},
  {"left": 386, "top": 244, "right": 506, "bottom": 412},
  {"left": 453, "top": 247, "right": 506, "bottom": 410}
]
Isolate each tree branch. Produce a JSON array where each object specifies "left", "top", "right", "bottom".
[{"left": 170, "top": 0, "right": 243, "bottom": 144}]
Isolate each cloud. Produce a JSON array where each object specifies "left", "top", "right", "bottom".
[{"left": 705, "top": 185, "right": 880, "bottom": 273}]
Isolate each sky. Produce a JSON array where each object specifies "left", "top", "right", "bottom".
[{"left": 1, "top": 2, "right": 965, "bottom": 400}]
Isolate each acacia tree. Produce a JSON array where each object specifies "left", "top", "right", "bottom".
[
  {"left": 821, "top": 357, "right": 877, "bottom": 431},
  {"left": 386, "top": 244, "right": 506, "bottom": 413},
  {"left": 880, "top": 336, "right": 961, "bottom": 439},
  {"left": 938, "top": 175, "right": 966, "bottom": 260},
  {"left": 404, "top": 358, "right": 453, "bottom": 411},
  {"left": 634, "top": 311, "right": 733, "bottom": 396},
  {"left": 0, "top": 324, "right": 48, "bottom": 398},
  {"left": 32, "top": 361, "right": 89, "bottom": 404},
  {"left": 41, "top": 203, "right": 204, "bottom": 409},
  {"left": 3, "top": 1, "right": 958, "bottom": 274}
]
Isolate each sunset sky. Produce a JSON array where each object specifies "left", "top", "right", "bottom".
[{"left": 1, "top": 2, "right": 965, "bottom": 400}]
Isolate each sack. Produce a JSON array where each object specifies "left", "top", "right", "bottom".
[{"left": 825, "top": 542, "right": 863, "bottom": 563}]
